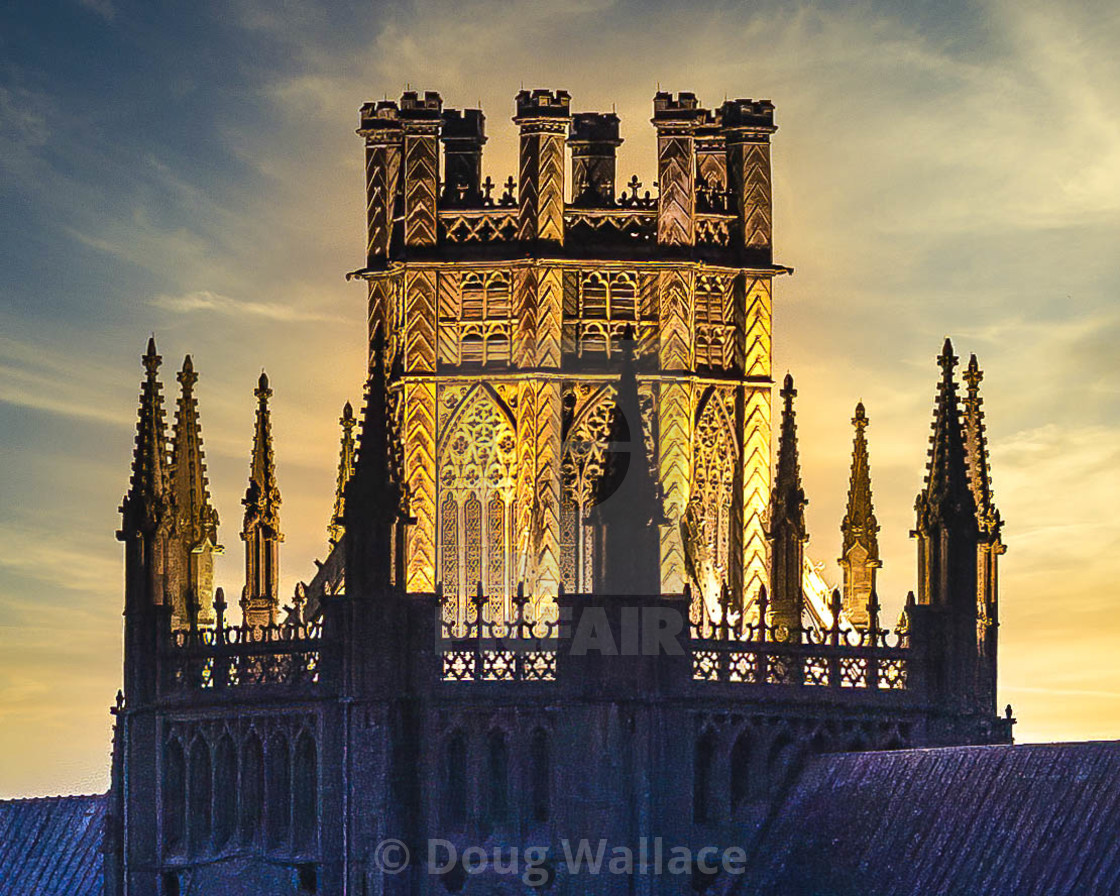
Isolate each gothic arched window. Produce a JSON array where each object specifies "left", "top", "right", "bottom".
[
  {"left": 445, "top": 730, "right": 468, "bottom": 827},
  {"left": 731, "top": 732, "right": 751, "bottom": 810},
  {"left": 688, "top": 389, "right": 739, "bottom": 624},
  {"left": 240, "top": 733, "right": 264, "bottom": 844},
  {"left": 213, "top": 734, "right": 237, "bottom": 850},
  {"left": 485, "top": 730, "right": 509, "bottom": 827},
  {"left": 529, "top": 728, "right": 551, "bottom": 824},
  {"left": 693, "top": 731, "right": 715, "bottom": 824},
  {"left": 438, "top": 386, "right": 517, "bottom": 622},
  {"left": 293, "top": 733, "right": 318, "bottom": 853},
  {"left": 461, "top": 333, "right": 484, "bottom": 365},
  {"left": 188, "top": 738, "right": 212, "bottom": 854},
  {"left": 267, "top": 733, "right": 291, "bottom": 849},
  {"left": 610, "top": 272, "right": 637, "bottom": 320},
  {"left": 485, "top": 273, "right": 511, "bottom": 318},
  {"left": 163, "top": 738, "right": 186, "bottom": 853},
  {"left": 462, "top": 274, "right": 484, "bottom": 320}
]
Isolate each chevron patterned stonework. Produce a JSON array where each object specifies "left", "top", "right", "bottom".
[{"left": 350, "top": 89, "right": 787, "bottom": 624}]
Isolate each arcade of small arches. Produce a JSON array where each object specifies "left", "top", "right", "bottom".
[{"left": 160, "top": 719, "right": 319, "bottom": 864}]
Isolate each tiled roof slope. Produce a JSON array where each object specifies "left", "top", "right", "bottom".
[
  {"left": 740, "top": 741, "right": 1120, "bottom": 896},
  {"left": 0, "top": 794, "right": 105, "bottom": 896}
]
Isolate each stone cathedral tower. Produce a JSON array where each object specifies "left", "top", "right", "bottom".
[
  {"left": 106, "top": 86, "right": 1012, "bottom": 896},
  {"left": 352, "top": 89, "right": 781, "bottom": 633}
]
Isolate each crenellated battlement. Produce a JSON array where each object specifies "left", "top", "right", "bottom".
[
  {"left": 398, "top": 88, "right": 442, "bottom": 116},
  {"left": 719, "top": 98, "right": 777, "bottom": 132},
  {"left": 352, "top": 87, "right": 779, "bottom": 263},
  {"left": 514, "top": 88, "right": 571, "bottom": 120}
]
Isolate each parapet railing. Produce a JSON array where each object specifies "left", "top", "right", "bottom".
[
  {"left": 689, "top": 588, "right": 910, "bottom": 690},
  {"left": 165, "top": 616, "right": 323, "bottom": 693},
  {"left": 437, "top": 585, "right": 913, "bottom": 692},
  {"left": 690, "top": 622, "right": 910, "bottom": 690},
  {"left": 432, "top": 176, "right": 736, "bottom": 247},
  {"left": 439, "top": 587, "right": 560, "bottom": 682}
]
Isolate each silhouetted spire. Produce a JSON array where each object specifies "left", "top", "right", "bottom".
[
  {"left": 963, "top": 352, "right": 1004, "bottom": 711},
  {"left": 327, "top": 401, "right": 357, "bottom": 550},
  {"left": 241, "top": 371, "right": 283, "bottom": 627},
  {"left": 963, "top": 354, "right": 1001, "bottom": 537},
  {"left": 120, "top": 338, "right": 170, "bottom": 535},
  {"left": 590, "top": 334, "right": 663, "bottom": 595},
  {"left": 838, "top": 401, "right": 880, "bottom": 628},
  {"left": 345, "top": 332, "right": 406, "bottom": 595},
  {"left": 767, "top": 374, "right": 807, "bottom": 637},
  {"left": 918, "top": 339, "right": 977, "bottom": 526},
  {"left": 119, "top": 338, "right": 172, "bottom": 701},
  {"left": 913, "top": 338, "right": 978, "bottom": 610},
  {"left": 168, "top": 355, "right": 221, "bottom": 628}
]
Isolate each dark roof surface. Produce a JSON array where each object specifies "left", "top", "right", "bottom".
[
  {"left": 739, "top": 740, "right": 1120, "bottom": 896},
  {"left": 0, "top": 794, "right": 106, "bottom": 896}
]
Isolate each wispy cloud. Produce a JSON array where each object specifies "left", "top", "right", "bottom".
[{"left": 151, "top": 289, "right": 344, "bottom": 324}]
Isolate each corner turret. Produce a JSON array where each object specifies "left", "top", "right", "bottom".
[
  {"left": 838, "top": 402, "right": 880, "bottom": 628},
  {"left": 168, "top": 355, "right": 222, "bottom": 629},
  {"left": 241, "top": 371, "right": 283, "bottom": 627}
]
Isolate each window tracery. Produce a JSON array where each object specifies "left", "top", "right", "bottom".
[
  {"left": 687, "top": 388, "right": 738, "bottom": 629},
  {"left": 438, "top": 386, "right": 517, "bottom": 624},
  {"left": 560, "top": 384, "right": 615, "bottom": 591},
  {"left": 575, "top": 270, "right": 639, "bottom": 357}
]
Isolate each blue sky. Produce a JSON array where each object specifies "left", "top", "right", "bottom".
[{"left": 2, "top": 0, "right": 1119, "bottom": 797}]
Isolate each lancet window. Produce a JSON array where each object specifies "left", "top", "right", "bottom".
[
  {"left": 687, "top": 389, "right": 739, "bottom": 619},
  {"left": 560, "top": 384, "right": 615, "bottom": 591},
  {"left": 440, "top": 271, "right": 512, "bottom": 367},
  {"left": 576, "top": 270, "right": 638, "bottom": 357},
  {"left": 438, "top": 386, "right": 517, "bottom": 621},
  {"left": 695, "top": 275, "right": 732, "bottom": 369}
]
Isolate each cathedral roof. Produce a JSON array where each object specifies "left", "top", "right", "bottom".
[
  {"left": 0, "top": 794, "right": 105, "bottom": 896},
  {"left": 740, "top": 741, "right": 1120, "bottom": 895}
]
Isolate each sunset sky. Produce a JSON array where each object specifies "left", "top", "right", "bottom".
[{"left": 2, "top": 0, "right": 1119, "bottom": 798}]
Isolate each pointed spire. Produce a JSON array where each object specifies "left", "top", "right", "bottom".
[
  {"left": 913, "top": 338, "right": 979, "bottom": 614},
  {"left": 168, "top": 355, "right": 221, "bottom": 629},
  {"left": 767, "top": 373, "right": 807, "bottom": 639},
  {"left": 963, "top": 353, "right": 1004, "bottom": 713},
  {"left": 918, "top": 339, "right": 976, "bottom": 522},
  {"left": 348, "top": 330, "right": 403, "bottom": 525},
  {"left": 838, "top": 401, "right": 880, "bottom": 628},
  {"left": 327, "top": 401, "right": 357, "bottom": 550},
  {"left": 121, "top": 337, "right": 170, "bottom": 531},
  {"left": 241, "top": 370, "right": 283, "bottom": 627},
  {"left": 772, "top": 374, "right": 807, "bottom": 535},
  {"left": 345, "top": 329, "right": 406, "bottom": 595},
  {"left": 590, "top": 331, "right": 663, "bottom": 595},
  {"left": 246, "top": 371, "right": 281, "bottom": 523},
  {"left": 120, "top": 338, "right": 173, "bottom": 700},
  {"left": 962, "top": 354, "right": 1000, "bottom": 536}
]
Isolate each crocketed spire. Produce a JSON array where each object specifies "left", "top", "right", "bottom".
[
  {"left": 767, "top": 374, "right": 807, "bottom": 638},
  {"left": 917, "top": 339, "right": 977, "bottom": 525},
  {"left": 345, "top": 331, "right": 407, "bottom": 595},
  {"left": 839, "top": 401, "right": 880, "bottom": 628},
  {"left": 327, "top": 401, "right": 357, "bottom": 550},
  {"left": 120, "top": 337, "right": 170, "bottom": 535},
  {"left": 913, "top": 338, "right": 978, "bottom": 612},
  {"left": 241, "top": 371, "right": 283, "bottom": 627},
  {"left": 168, "top": 355, "right": 221, "bottom": 628},
  {"left": 962, "top": 354, "right": 1001, "bottom": 538},
  {"left": 771, "top": 374, "right": 807, "bottom": 535},
  {"left": 963, "top": 352, "right": 1004, "bottom": 709}
]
